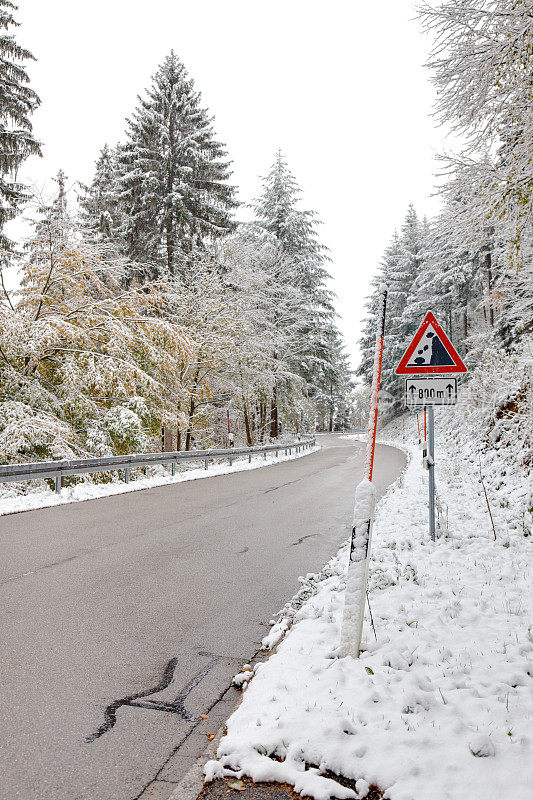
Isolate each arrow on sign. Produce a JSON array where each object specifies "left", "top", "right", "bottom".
[{"left": 446, "top": 384, "right": 453, "bottom": 395}]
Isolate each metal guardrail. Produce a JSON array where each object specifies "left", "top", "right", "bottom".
[{"left": 0, "top": 437, "right": 316, "bottom": 493}]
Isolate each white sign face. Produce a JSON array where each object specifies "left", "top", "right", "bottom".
[{"left": 405, "top": 377, "right": 457, "bottom": 407}]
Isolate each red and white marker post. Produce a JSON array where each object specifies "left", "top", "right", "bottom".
[{"left": 340, "top": 285, "right": 388, "bottom": 658}]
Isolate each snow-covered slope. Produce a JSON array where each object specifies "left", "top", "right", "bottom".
[{"left": 204, "top": 414, "right": 532, "bottom": 800}]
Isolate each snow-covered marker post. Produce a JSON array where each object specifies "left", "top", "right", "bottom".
[{"left": 339, "top": 284, "right": 387, "bottom": 658}]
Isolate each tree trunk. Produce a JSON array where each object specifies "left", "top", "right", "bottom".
[
  {"left": 486, "top": 249, "right": 494, "bottom": 327},
  {"left": 185, "top": 399, "right": 194, "bottom": 451},
  {"left": 243, "top": 398, "right": 254, "bottom": 447},
  {"left": 166, "top": 113, "right": 176, "bottom": 274},
  {"left": 184, "top": 369, "right": 200, "bottom": 451},
  {"left": 270, "top": 384, "right": 278, "bottom": 439},
  {"left": 166, "top": 215, "right": 175, "bottom": 275},
  {"left": 259, "top": 400, "right": 266, "bottom": 443},
  {"left": 328, "top": 384, "right": 334, "bottom": 433}
]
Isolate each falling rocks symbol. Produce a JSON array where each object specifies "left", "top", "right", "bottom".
[
  {"left": 414, "top": 331, "right": 453, "bottom": 367},
  {"left": 395, "top": 311, "right": 468, "bottom": 375},
  {"left": 411, "top": 328, "right": 454, "bottom": 367}
]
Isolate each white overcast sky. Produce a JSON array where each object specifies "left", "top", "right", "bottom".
[{"left": 10, "top": 0, "right": 448, "bottom": 370}]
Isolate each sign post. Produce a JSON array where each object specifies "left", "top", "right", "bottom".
[
  {"left": 427, "top": 404, "right": 435, "bottom": 540},
  {"left": 396, "top": 311, "right": 467, "bottom": 540}
]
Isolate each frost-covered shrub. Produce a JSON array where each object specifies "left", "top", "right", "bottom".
[
  {"left": 0, "top": 211, "right": 195, "bottom": 463},
  {"left": 0, "top": 401, "right": 77, "bottom": 462},
  {"left": 103, "top": 407, "right": 148, "bottom": 454}
]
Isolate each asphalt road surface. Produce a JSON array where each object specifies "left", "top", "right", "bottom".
[{"left": 0, "top": 435, "right": 405, "bottom": 800}]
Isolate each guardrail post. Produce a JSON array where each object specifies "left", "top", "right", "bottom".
[
  {"left": 55, "top": 475, "right": 61, "bottom": 494},
  {"left": 229, "top": 455, "right": 233, "bottom": 466},
  {"left": 204, "top": 458, "right": 209, "bottom": 470},
  {"left": 248, "top": 453, "right": 252, "bottom": 463},
  {"left": 263, "top": 451, "right": 267, "bottom": 460},
  {"left": 171, "top": 462, "right": 175, "bottom": 477},
  {"left": 275, "top": 449, "right": 278, "bottom": 458},
  {"left": 124, "top": 467, "right": 130, "bottom": 483}
]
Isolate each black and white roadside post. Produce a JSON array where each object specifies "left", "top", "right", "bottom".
[
  {"left": 340, "top": 284, "right": 387, "bottom": 658},
  {"left": 396, "top": 311, "right": 467, "bottom": 541}
]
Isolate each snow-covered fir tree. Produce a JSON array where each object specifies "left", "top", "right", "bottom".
[
  {"left": 252, "top": 151, "right": 351, "bottom": 431},
  {"left": 390, "top": 206, "right": 425, "bottom": 380},
  {"left": 78, "top": 144, "right": 121, "bottom": 244},
  {"left": 358, "top": 206, "right": 428, "bottom": 409},
  {"left": 314, "top": 326, "right": 353, "bottom": 432},
  {"left": 115, "top": 51, "right": 236, "bottom": 279},
  {"left": 0, "top": 0, "right": 41, "bottom": 255}
]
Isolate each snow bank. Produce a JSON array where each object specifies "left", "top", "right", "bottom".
[
  {"left": 205, "top": 418, "right": 532, "bottom": 799},
  {"left": 0, "top": 444, "right": 320, "bottom": 517}
]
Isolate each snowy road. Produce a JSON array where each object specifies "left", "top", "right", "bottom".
[{"left": 0, "top": 435, "right": 405, "bottom": 800}]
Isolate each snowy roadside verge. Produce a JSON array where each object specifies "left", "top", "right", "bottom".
[
  {"left": 0, "top": 444, "right": 320, "bottom": 517},
  {"left": 204, "top": 418, "right": 532, "bottom": 800}
]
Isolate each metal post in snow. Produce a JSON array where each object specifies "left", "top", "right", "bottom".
[
  {"left": 427, "top": 404, "right": 436, "bottom": 541},
  {"left": 339, "top": 284, "right": 387, "bottom": 658},
  {"left": 363, "top": 285, "right": 387, "bottom": 484}
]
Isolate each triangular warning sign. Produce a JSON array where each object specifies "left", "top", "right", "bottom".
[{"left": 395, "top": 311, "right": 467, "bottom": 375}]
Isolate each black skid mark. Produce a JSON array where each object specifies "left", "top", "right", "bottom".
[
  {"left": 291, "top": 533, "right": 318, "bottom": 546},
  {"left": 85, "top": 651, "right": 221, "bottom": 743},
  {"left": 85, "top": 657, "right": 178, "bottom": 743}
]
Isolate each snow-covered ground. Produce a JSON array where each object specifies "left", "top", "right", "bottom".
[
  {"left": 0, "top": 444, "right": 320, "bottom": 517},
  {"left": 204, "top": 415, "right": 532, "bottom": 800}
]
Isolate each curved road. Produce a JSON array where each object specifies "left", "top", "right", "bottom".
[{"left": 0, "top": 435, "right": 405, "bottom": 800}]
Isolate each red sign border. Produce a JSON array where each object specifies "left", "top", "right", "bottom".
[{"left": 395, "top": 311, "right": 468, "bottom": 375}]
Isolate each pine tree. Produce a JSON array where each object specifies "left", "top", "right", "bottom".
[
  {"left": 116, "top": 51, "right": 236, "bottom": 278},
  {"left": 315, "top": 327, "right": 353, "bottom": 432},
  {"left": 358, "top": 207, "right": 427, "bottom": 410},
  {"left": 78, "top": 144, "right": 121, "bottom": 244},
  {"left": 358, "top": 232, "right": 402, "bottom": 406},
  {"left": 253, "top": 150, "right": 331, "bottom": 298},
  {"left": 252, "top": 151, "right": 348, "bottom": 432},
  {"left": 0, "top": 0, "right": 41, "bottom": 253}
]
